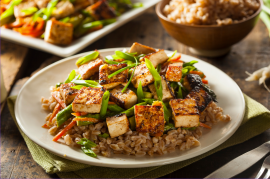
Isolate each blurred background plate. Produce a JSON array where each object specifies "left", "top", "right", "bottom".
[{"left": 0, "top": 0, "right": 160, "bottom": 57}]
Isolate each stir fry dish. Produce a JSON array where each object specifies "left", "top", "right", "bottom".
[
  {"left": 41, "top": 43, "right": 231, "bottom": 158},
  {"left": 0, "top": 0, "right": 143, "bottom": 45}
]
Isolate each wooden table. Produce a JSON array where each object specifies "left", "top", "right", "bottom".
[{"left": 1, "top": 7, "right": 270, "bottom": 178}]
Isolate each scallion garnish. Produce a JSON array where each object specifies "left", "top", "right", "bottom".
[
  {"left": 108, "top": 64, "right": 136, "bottom": 78},
  {"left": 76, "top": 51, "right": 99, "bottom": 66},
  {"left": 137, "top": 81, "right": 144, "bottom": 103},
  {"left": 100, "top": 91, "right": 110, "bottom": 119}
]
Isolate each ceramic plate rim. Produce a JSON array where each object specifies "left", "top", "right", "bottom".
[{"left": 15, "top": 48, "right": 245, "bottom": 168}]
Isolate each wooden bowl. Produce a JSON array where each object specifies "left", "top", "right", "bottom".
[{"left": 156, "top": 0, "right": 262, "bottom": 57}]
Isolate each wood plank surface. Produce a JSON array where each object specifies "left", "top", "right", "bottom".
[{"left": 1, "top": 7, "right": 270, "bottom": 178}]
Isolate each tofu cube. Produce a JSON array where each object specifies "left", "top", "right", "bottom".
[
  {"left": 52, "top": 1, "right": 75, "bottom": 19},
  {"left": 129, "top": 42, "right": 156, "bottom": 55},
  {"left": 106, "top": 114, "right": 129, "bottom": 138},
  {"left": 78, "top": 58, "right": 103, "bottom": 80},
  {"left": 110, "top": 85, "right": 138, "bottom": 109},
  {"left": 14, "top": 1, "right": 37, "bottom": 18},
  {"left": 59, "top": 83, "right": 79, "bottom": 105},
  {"left": 165, "top": 62, "right": 183, "bottom": 82},
  {"left": 186, "top": 86, "right": 212, "bottom": 113},
  {"left": 85, "top": 0, "right": 116, "bottom": 20},
  {"left": 72, "top": 87, "right": 106, "bottom": 113},
  {"left": 44, "top": 19, "right": 73, "bottom": 45},
  {"left": 141, "top": 50, "right": 168, "bottom": 67},
  {"left": 169, "top": 98, "right": 200, "bottom": 128},
  {"left": 99, "top": 64, "right": 128, "bottom": 89},
  {"left": 131, "top": 64, "right": 154, "bottom": 88},
  {"left": 134, "top": 101, "right": 165, "bottom": 137},
  {"left": 148, "top": 76, "right": 175, "bottom": 102}
]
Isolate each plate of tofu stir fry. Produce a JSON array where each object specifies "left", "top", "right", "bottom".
[
  {"left": 0, "top": 0, "right": 159, "bottom": 57},
  {"left": 15, "top": 43, "right": 245, "bottom": 168}
]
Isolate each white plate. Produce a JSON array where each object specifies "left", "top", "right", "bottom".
[
  {"left": 15, "top": 48, "right": 245, "bottom": 168},
  {"left": 0, "top": 0, "right": 160, "bottom": 57}
]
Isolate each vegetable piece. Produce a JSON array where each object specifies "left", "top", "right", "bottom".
[
  {"left": 143, "top": 92, "right": 152, "bottom": 99},
  {"left": 32, "top": 8, "right": 45, "bottom": 21},
  {"left": 115, "top": 51, "right": 136, "bottom": 62},
  {"left": 145, "top": 58, "right": 163, "bottom": 101},
  {"left": 1, "top": 0, "right": 22, "bottom": 26},
  {"left": 51, "top": 92, "right": 66, "bottom": 108},
  {"left": 56, "top": 104, "right": 73, "bottom": 127},
  {"left": 177, "top": 85, "right": 183, "bottom": 98},
  {"left": 69, "top": 14, "right": 84, "bottom": 28},
  {"left": 76, "top": 121, "right": 93, "bottom": 126},
  {"left": 64, "top": 70, "right": 76, "bottom": 83},
  {"left": 100, "top": 91, "right": 110, "bottom": 119},
  {"left": 43, "top": 0, "right": 58, "bottom": 20},
  {"left": 98, "top": 133, "right": 110, "bottom": 139},
  {"left": 49, "top": 103, "right": 61, "bottom": 123},
  {"left": 42, "top": 123, "right": 50, "bottom": 129},
  {"left": 168, "top": 50, "right": 177, "bottom": 60},
  {"left": 76, "top": 51, "right": 99, "bottom": 66},
  {"left": 60, "top": 16, "right": 70, "bottom": 23},
  {"left": 162, "top": 101, "right": 171, "bottom": 123},
  {"left": 202, "top": 79, "right": 208, "bottom": 84},
  {"left": 121, "top": 102, "right": 147, "bottom": 117},
  {"left": 74, "top": 16, "right": 94, "bottom": 37},
  {"left": 121, "top": 57, "right": 138, "bottom": 93},
  {"left": 77, "top": 138, "right": 97, "bottom": 158},
  {"left": 137, "top": 81, "right": 144, "bottom": 103},
  {"left": 199, "top": 122, "right": 211, "bottom": 129},
  {"left": 107, "top": 104, "right": 125, "bottom": 113},
  {"left": 71, "top": 80, "right": 101, "bottom": 88},
  {"left": 53, "top": 120, "right": 76, "bottom": 141},
  {"left": 182, "top": 126, "right": 197, "bottom": 131},
  {"left": 21, "top": 7, "right": 38, "bottom": 15},
  {"left": 128, "top": 116, "right": 136, "bottom": 130},
  {"left": 183, "top": 60, "right": 198, "bottom": 67},
  {"left": 164, "top": 123, "right": 176, "bottom": 132},
  {"left": 56, "top": 82, "right": 63, "bottom": 88},
  {"left": 108, "top": 64, "right": 136, "bottom": 78},
  {"left": 202, "top": 84, "right": 217, "bottom": 102}
]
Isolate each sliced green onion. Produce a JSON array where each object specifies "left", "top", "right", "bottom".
[
  {"left": 183, "top": 60, "right": 198, "bottom": 67},
  {"left": 143, "top": 92, "right": 152, "bottom": 99},
  {"left": 100, "top": 91, "right": 110, "bottom": 119},
  {"left": 121, "top": 102, "right": 147, "bottom": 117},
  {"left": 60, "top": 16, "right": 70, "bottom": 23},
  {"left": 100, "top": 18, "right": 116, "bottom": 25},
  {"left": 128, "top": 116, "right": 136, "bottom": 130},
  {"left": 157, "top": 64, "right": 161, "bottom": 74},
  {"left": 121, "top": 57, "right": 138, "bottom": 93},
  {"left": 74, "top": 113, "right": 100, "bottom": 119},
  {"left": 115, "top": 51, "right": 136, "bottom": 62},
  {"left": 168, "top": 50, "right": 177, "bottom": 60},
  {"left": 77, "top": 121, "right": 93, "bottom": 126},
  {"left": 83, "top": 21, "right": 102, "bottom": 28},
  {"left": 1, "top": 0, "right": 22, "bottom": 25},
  {"left": 76, "top": 51, "right": 99, "bottom": 66},
  {"left": 177, "top": 86, "right": 183, "bottom": 98},
  {"left": 137, "top": 81, "right": 144, "bottom": 103},
  {"left": 105, "top": 60, "right": 119, "bottom": 64},
  {"left": 21, "top": 7, "right": 38, "bottom": 15},
  {"left": 107, "top": 104, "right": 125, "bottom": 113},
  {"left": 108, "top": 64, "right": 136, "bottom": 78},
  {"left": 98, "top": 133, "right": 110, "bottom": 139},
  {"left": 105, "top": 55, "right": 114, "bottom": 61},
  {"left": 143, "top": 98, "right": 155, "bottom": 105},
  {"left": 162, "top": 101, "right": 171, "bottom": 123},
  {"left": 71, "top": 80, "right": 101, "bottom": 88},
  {"left": 164, "top": 123, "right": 176, "bottom": 132},
  {"left": 56, "top": 82, "right": 63, "bottom": 88},
  {"left": 32, "top": 8, "right": 45, "bottom": 22},
  {"left": 43, "top": 0, "right": 58, "bottom": 21},
  {"left": 77, "top": 138, "right": 97, "bottom": 158},
  {"left": 71, "top": 85, "right": 85, "bottom": 90},
  {"left": 64, "top": 70, "right": 76, "bottom": 83},
  {"left": 56, "top": 104, "right": 73, "bottom": 127}
]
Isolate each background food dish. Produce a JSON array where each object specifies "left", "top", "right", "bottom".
[{"left": 15, "top": 48, "right": 245, "bottom": 168}]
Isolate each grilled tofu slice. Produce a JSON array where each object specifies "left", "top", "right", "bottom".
[
  {"left": 106, "top": 114, "right": 129, "bottom": 138},
  {"left": 134, "top": 101, "right": 165, "bottom": 137},
  {"left": 131, "top": 64, "right": 154, "bottom": 88},
  {"left": 169, "top": 98, "right": 200, "bottom": 128},
  {"left": 14, "top": 1, "right": 37, "bottom": 18},
  {"left": 165, "top": 62, "right": 183, "bottom": 82},
  {"left": 141, "top": 50, "right": 168, "bottom": 67},
  {"left": 72, "top": 87, "right": 106, "bottom": 113},
  {"left": 186, "top": 86, "right": 212, "bottom": 113},
  {"left": 35, "top": 0, "right": 50, "bottom": 8},
  {"left": 110, "top": 85, "right": 138, "bottom": 109},
  {"left": 44, "top": 19, "right": 73, "bottom": 45},
  {"left": 74, "top": 0, "right": 92, "bottom": 12},
  {"left": 85, "top": 0, "right": 116, "bottom": 20},
  {"left": 99, "top": 64, "right": 128, "bottom": 89},
  {"left": 129, "top": 42, "right": 156, "bottom": 55},
  {"left": 148, "top": 76, "right": 175, "bottom": 102},
  {"left": 52, "top": 1, "right": 75, "bottom": 19},
  {"left": 186, "top": 74, "right": 203, "bottom": 89},
  {"left": 78, "top": 58, "right": 103, "bottom": 80},
  {"left": 59, "top": 83, "right": 79, "bottom": 105}
]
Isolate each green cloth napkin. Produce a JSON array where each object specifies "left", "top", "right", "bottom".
[{"left": 7, "top": 94, "right": 270, "bottom": 178}]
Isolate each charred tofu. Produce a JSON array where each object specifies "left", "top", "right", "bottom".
[
  {"left": 148, "top": 76, "right": 175, "bottom": 102},
  {"left": 106, "top": 114, "right": 129, "bottom": 138},
  {"left": 129, "top": 42, "right": 156, "bottom": 55},
  {"left": 169, "top": 99, "right": 200, "bottom": 128},
  {"left": 52, "top": 1, "right": 75, "bottom": 19},
  {"left": 44, "top": 19, "right": 73, "bottom": 45},
  {"left": 78, "top": 58, "right": 103, "bottom": 80},
  {"left": 141, "top": 50, "right": 168, "bottom": 67},
  {"left": 85, "top": 0, "right": 116, "bottom": 20},
  {"left": 165, "top": 62, "right": 183, "bottom": 82},
  {"left": 72, "top": 87, "right": 106, "bottom": 113},
  {"left": 186, "top": 86, "right": 212, "bottom": 113},
  {"left": 110, "top": 85, "right": 138, "bottom": 109},
  {"left": 59, "top": 83, "right": 79, "bottom": 105},
  {"left": 99, "top": 64, "right": 128, "bottom": 89},
  {"left": 131, "top": 64, "right": 154, "bottom": 88},
  {"left": 186, "top": 74, "right": 203, "bottom": 89},
  {"left": 14, "top": 1, "right": 37, "bottom": 18},
  {"left": 134, "top": 101, "right": 165, "bottom": 137},
  {"left": 35, "top": 0, "right": 50, "bottom": 8}
]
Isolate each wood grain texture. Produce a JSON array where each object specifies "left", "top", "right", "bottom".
[{"left": 1, "top": 7, "right": 270, "bottom": 178}]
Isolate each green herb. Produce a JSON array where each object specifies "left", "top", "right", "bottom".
[
  {"left": 74, "top": 17, "right": 94, "bottom": 37},
  {"left": 77, "top": 121, "right": 93, "bottom": 126},
  {"left": 177, "top": 85, "right": 183, "bottom": 98},
  {"left": 98, "top": 133, "right": 110, "bottom": 139},
  {"left": 100, "top": 18, "right": 116, "bottom": 25},
  {"left": 170, "top": 82, "right": 178, "bottom": 90},
  {"left": 164, "top": 123, "right": 176, "bottom": 132},
  {"left": 43, "top": 0, "right": 58, "bottom": 21},
  {"left": 56, "top": 82, "right": 63, "bottom": 88},
  {"left": 202, "top": 84, "right": 217, "bottom": 102},
  {"left": 182, "top": 66, "right": 197, "bottom": 77},
  {"left": 69, "top": 14, "right": 84, "bottom": 28},
  {"left": 83, "top": 21, "right": 102, "bottom": 28},
  {"left": 100, "top": 91, "right": 110, "bottom": 119},
  {"left": 64, "top": 70, "right": 76, "bottom": 83},
  {"left": 137, "top": 81, "right": 144, "bottom": 103},
  {"left": 183, "top": 60, "right": 198, "bottom": 67},
  {"left": 182, "top": 127, "right": 197, "bottom": 131},
  {"left": 128, "top": 116, "right": 136, "bottom": 130},
  {"left": 121, "top": 57, "right": 138, "bottom": 93},
  {"left": 21, "top": 7, "right": 38, "bottom": 15},
  {"left": 1, "top": 0, "right": 22, "bottom": 25},
  {"left": 71, "top": 80, "right": 101, "bottom": 88},
  {"left": 121, "top": 102, "right": 147, "bottom": 117},
  {"left": 108, "top": 64, "right": 136, "bottom": 78},
  {"left": 107, "top": 104, "right": 125, "bottom": 113},
  {"left": 168, "top": 50, "right": 177, "bottom": 60},
  {"left": 105, "top": 60, "right": 120, "bottom": 64},
  {"left": 145, "top": 58, "right": 163, "bottom": 101},
  {"left": 70, "top": 85, "right": 85, "bottom": 90},
  {"left": 157, "top": 64, "right": 161, "bottom": 74},
  {"left": 76, "top": 51, "right": 99, "bottom": 66},
  {"left": 162, "top": 101, "right": 171, "bottom": 123},
  {"left": 32, "top": 8, "right": 45, "bottom": 22},
  {"left": 143, "top": 92, "right": 152, "bottom": 98},
  {"left": 143, "top": 98, "right": 155, "bottom": 105},
  {"left": 73, "top": 113, "right": 100, "bottom": 119},
  {"left": 56, "top": 104, "right": 73, "bottom": 127},
  {"left": 77, "top": 138, "right": 97, "bottom": 158},
  {"left": 60, "top": 16, "right": 70, "bottom": 23},
  {"left": 115, "top": 51, "right": 136, "bottom": 62}
]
